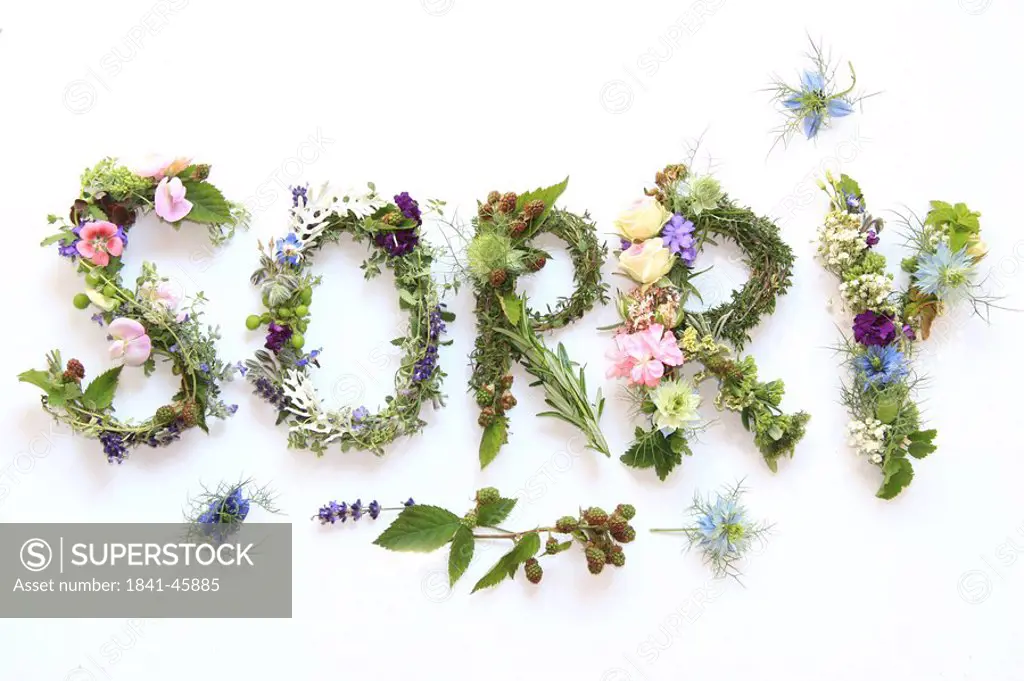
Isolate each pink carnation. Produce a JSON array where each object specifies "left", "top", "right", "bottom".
[{"left": 606, "top": 323, "right": 684, "bottom": 388}]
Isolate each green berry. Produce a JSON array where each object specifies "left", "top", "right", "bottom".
[
  {"left": 73, "top": 293, "right": 91, "bottom": 310},
  {"left": 475, "top": 389, "right": 493, "bottom": 407},
  {"left": 154, "top": 405, "right": 177, "bottom": 424},
  {"left": 85, "top": 271, "right": 103, "bottom": 287},
  {"left": 102, "top": 284, "right": 117, "bottom": 298},
  {"left": 607, "top": 514, "right": 628, "bottom": 535},
  {"left": 524, "top": 558, "right": 543, "bottom": 584},
  {"left": 609, "top": 545, "right": 626, "bottom": 567},
  {"left": 278, "top": 307, "right": 292, "bottom": 318},
  {"left": 545, "top": 537, "right": 560, "bottom": 554},
  {"left": 290, "top": 333, "right": 305, "bottom": 349},
  {"left": 615, "top": 504, "right": 636, "bottom": 521},
  {"left": 296, "top": 320, "right": 308, "bottom": 333},
  {"left": 612, "top": 525, "right": 636, "bottom": 544},
  {"left": 583, "top": 507, "right": 608, "bottom": 526},
  {"left": 300, "top": 288, "right": 313, "bottom": 305},
  {"left": 245, "top": 315, "right": 261, "bottom": 330},
  {"left": 585, "top": 547, "right": 606, "bottom": 575},
  {"left": 476, "top": 487, "right": 500, "bottom": 505},
  {"left": 555, "top": 516, "right": 578, "bottom": 533},
  {"left": 294, "top": 305, "right": 309, "bottom": 317},
  {"left": 463, "top": 512, "right": 478, "bottom": 527}
]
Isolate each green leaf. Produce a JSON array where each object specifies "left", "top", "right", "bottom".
[
  {"left": 180, "top": 181, "right": 232, "bottom": 225},
  {"left": 876, "top": 398, "right": 899, "bottom": 425},
  {"left": 477, "top": 498, "right": 517, "bottom": 527},
  {"left": 39, "top": 232, "right": 72, "bottom": 247},
  {"left": 876, "top": 457, "right": 914, "bottom": 500},
  {"left": 440, "top": 310, "right": 456, "bottom": 323},
  {"left": 471, "top": 531, "right": 541, "bottom": 594},
  {"left": 908, "top": 429, "right": 937, "bottom": 443},
  {"left": 479, "top": 420, "right": 507, "bottom": 469},
  {"left": 398, "top": 288, "right": 417, "bottom": 309},
  {"left": 517, "top": 176, "right": 569, "bottom": 233},
  {"left": 448, "top": 526, "right": 475, "bottom": 587},
  {"left": 498, "top": 293, "right": 522, "bottom": 326},
  {"left": 82, "top": 366, "right": 123, "bottom": 411},
  {"left": 18, "top": 369, "right": 54, "bottom": 392},
  {"left": 620, "top": 427, "right": 683, "bottom": 481},
  {"left": 907, "top": 442, "right": 936, "bottom": 459},
  {"left": 373, "top": 505, "right": 462, "bottom": 552}
]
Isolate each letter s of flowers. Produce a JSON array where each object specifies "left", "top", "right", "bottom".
[{"left": 19, "top": 156, "right": 249, "bottom": 464}]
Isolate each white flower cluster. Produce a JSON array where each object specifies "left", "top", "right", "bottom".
[
  {"left": 817, "top": 210, "right": 868, "bottom": 276},
  {"left": 839, "top": 272, "right": 894, "bottom": 312},
  {"left": 918, "top": 221, "right": 948, "bottom": 251},
  {"left": 847, "top": 417, "right": 888, "bottom": 464}
]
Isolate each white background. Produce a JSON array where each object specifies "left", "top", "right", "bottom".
[{"left": 2, "top": 1, "right": 1023, "bottom": 679}]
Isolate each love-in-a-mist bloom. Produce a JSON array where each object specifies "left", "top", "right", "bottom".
[
  {"left": 914, "top": 243, "right": 976, "bottom": 299},
  {"left": 854, "top": 345, "right": 909, "bottom": 390},
  {"left": 108, "top": 318, "right": 153, "bottom": 367},
  {"left": 75, "top": 221, "right": 124, "bottom": 266},
  {"left": 650, "top": 377, "right": 702, "bottom": 431},
  {"left": 154, "top": 176, "right": 193, "bottom": 222},
  {"left": 783, "top": 70, "right": 855, "bottom": 139},
  {"left": 606, "top": 323, "right": 684, "bottom": 387}
]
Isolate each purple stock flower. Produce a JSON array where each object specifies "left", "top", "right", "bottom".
[
  {"left": 374, "top": 229, "right": 420, "bottom": 257},
  {"left": 394, "top": 192, "right": 422, "bottom": 225},
  {"left": 865, "top": 230, "right": 879, "bottom": 247},
  {"left": 265, "top": 323, "right": 293, "bottom": 353},
  {"left": 661, "top": 214, "right": 697, "bottom": 266},
  {"left": 852, "top": 310, "right": 897, "bottom": 347},
  {"left": 902, "top": 324, "right": 916, "bottom": 341}
]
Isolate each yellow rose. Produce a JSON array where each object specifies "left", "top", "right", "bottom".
[
  {"left": 618, "top": 238, "right": 674, "bottom": 284},
  {"left": 613, "top": 197, "right": 671, "bottom": 241}
]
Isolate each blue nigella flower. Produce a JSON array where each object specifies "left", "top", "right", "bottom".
[
  {"left": 275, "top": 233, "right": 303, "bottom": 267},
  {"left": 782, "top": 69, "right": 855, "bottom": 140},
  {"left": 661, "top": 214, "right": 697, "bottom": 266},
  {"left": 914, "top": 242, "right": 975, "bottom": 299},
  {"left": 695, "top": 496, "right": 753, "bottom": 563},
  {"left": 854, "top": 345, "right": 909, "bottom": 390}
]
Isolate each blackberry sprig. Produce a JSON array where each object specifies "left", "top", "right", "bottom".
[{"left": 372, "top": 487, "right": 635, "bottom": 594}]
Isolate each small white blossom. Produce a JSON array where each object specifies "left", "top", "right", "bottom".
[
  {"left": 838, "top": 272, "right": 894, "bottom": 312},
  {"left": 847, "top": 417, "right": 889, "bottom": 463},
  {"left": 817, "top": 211, "right": 868, "bottom": 277}
]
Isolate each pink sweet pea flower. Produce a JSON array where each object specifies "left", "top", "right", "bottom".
[
  {"left": 605, "top": 323, "right": 684, "bottom": 388},
  {"left": 108, "top": 318, "right": 153, "bottom": 367},
  {"left": 154, "top": 177, "right": 193, "bottom": 222},
  {"left": 75, "top": 221, "right": 124, "bottom": 266},
  {"left": 134, "top": 154, "right": 191, "bottom": 180}
]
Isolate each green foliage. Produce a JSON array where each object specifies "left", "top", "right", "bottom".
[
  {"left": 448, "top": 526, "right": 475, "bottom": 587},
  {"left": 620, "top": 427, "right": 688, "bottom": 481},
  {"left": 81, "top": 366, "right": 123, "bottom": 411},
  {"left": 79, "top": 157, "right": 152, "bottom": 201},
  {"left": 471, "top": 532, "right": 541, "bottom": 593},
  {"left": 479, "top": 420, "right": 507, "bottom": 468},
  {"left": 515, "top": 176, "right": 568, "bottom": 235},
  {"left": 180, "top": 180, "right": 233, "bottom": 225},
  {"left": 372, "top": 505, "right": 462, "bottom": 552},
  {"left": 476, "top": 497, "right": 517, "bottom": 527},
  {"left": 877, "top": 457, "right": 914, "bottom": 500}
]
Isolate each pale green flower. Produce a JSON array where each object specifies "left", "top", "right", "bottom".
[
  {"left": 681, "top": 176, "right": 724, "bottom": 216},
  {"left": 651, "top": 377, "right": 702, "bottom": 431}
]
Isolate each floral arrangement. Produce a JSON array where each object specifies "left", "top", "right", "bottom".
[
  {"left": 186, "top": 478, "right": 279, "bottom": 543},
  {"left": 456, "top": 179, "right": 609, "bottom": 467},
  {"left": 768, "top": 38, "right": 869, "bottom": 147},
  {"left": 373, "top": 487, "right": 635, "bottom": 593},
  {"left": 609, "top": 164, "right": 810, "bottom": 480},
  {"left": 651, "top": 482, "right": 769, "bottom": 580},
  {"left": 19, "top": 156, "right": 248, "bottom": 463},
  {"left": 817, "top": 172, "right": 993, "bottom": 498},
  {"left": 244, "top": 183, "right": 453, "bottom": 456}
]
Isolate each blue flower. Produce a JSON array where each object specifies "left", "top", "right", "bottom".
[
  {"left": 350, "top": 499, "right": 363, "bottom": 521},
  {"left": 854, "top": 345, "right": 909, "bottom": 389},
  {"left": 368, "top": 500, "right": 381, "bottom": 519},
  {"left": 275, "top": 233, "right": 303, "bottom": 267},
  {"left": 352, "top": 406, "right": 369, "bottom": 423},
  {"left": 914, "top": 242, "right": 975, "bottom": 299},
  {"left": 802, "top": 113, "right": 823, "bottom": 139},
  {"left": 800, "top": 69, "right": 825, "bottom": 92},
  {"left": 661, "top": 214, "right": 697, "bottom": 266},
  {"left": 695, "top": 496, "right": 753, "bottom": 563},
  {"left": 291, "top": 185, "right": 308, "bottom": 208},
  {"left": 827, "top": 99, "right": 854, "bottom": 117},
  {"left": 403, "top": 498, "right": 416, "bottom": 507},
  {"left": 296, "top": 348, "right": 321, "bottom": 368},
  {"left": 235, "top": 361, "right": 248, "bottom": 376}
]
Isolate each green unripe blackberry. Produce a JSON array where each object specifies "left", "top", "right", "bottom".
[
  {"left": 585, "top": 547, "right": 606, "bottom": 575},
  {"left": 524, "top": 558, "right": 543, "bottom": 584},
  {"left": 607, "top": 513, "right": 628, "bottom": 535},
  {"left": 614, "top": 504, "right": 636, "bottom": 521},
  {"left": 180, "top": 401, "right": 198, "bottom": 428},
  {"left": 609, "top": 545, "right": 626, "bottom": 567},
  {"left": 462, "top": 512, "right": 478, "bottom": 527},
  {"left": 612, "top": 525, "right": 636, "bottom": 544},
  {"left": 154, "top": 405, "right": 177, "bottom": 425},
  {"left": 73, "top": 293, "right": 91, "bottom": 310},
  {"left": 245, "top": 315, "right": 261, "bottom": 330},
  {"left": 475, "top": 388, "right": 493, "bottom": 407},
  {"left": 475, "top": 487, "right": 500, "bottom": 506},
  {"left": 555, "top": 516, "right": 578, "bottom": 533},
  {"left": 290, "top": 333, "right": 305, "bottom": 349},
  {"left": 545, "top": 537, "right": 560, "bottom": 554},
  {"left": 583, "top": 507, "right": 608, "bottom": 526}
]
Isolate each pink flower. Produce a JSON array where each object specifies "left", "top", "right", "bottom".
[
  {"left": 605, "top": 323, "right": 684, "bottom": 388},
  {"left": 75, "top": 221, "right": 124, "bottom": 266},
  {"left": 154, "top": 177, "right": 193, "bottom": 222},
  {"left": 108, "top": 318, "right": 153, "bottom": 367},
  {"left": 134, "top": 154, "right": 191, "bottom": 180}
]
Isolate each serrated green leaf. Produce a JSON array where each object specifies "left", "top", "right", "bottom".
[
  {"left": 18, "top": 369, "right": 53, "bottom": 392},
  {"left": 471, "top": 531, "right": 541, "bottom": 593},
  {"left": 907, "top": 442, "right": 936, "bottom": 459},
  {"left": 620, "top": 427, "right": 682, "bottom": 481},
  {"left": 479, "top": 420, "right": 507, "bottom": 468},
  {"left": 180, "top": 180, "right": 232, "bottom": 225},
  {"left": 477, "top": 498, "right": 517, "bottom": 527},
  {"left": 40, "top": 232, "right": 72, "bottom": 247},
  {"left": 908, "top": 429, "right": 937, "bottom": 443},
  {"left": 877, "top": 457, "right": 914, "bottom": 500},
  {"left": 82, "top": 366, "right": 122, "bottom": 411},
  {"left": 373, "top": 505, "right": 461, "bottom": 552},
  {"left": 517, "top": 176, "right": 569, "bottom": 234},
  {"left": 448, "top": 526, "right": 475, "bottom": 587}
]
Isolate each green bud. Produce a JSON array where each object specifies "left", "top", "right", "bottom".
[
  {"left": 291, "top": 333, "right": 305, "bottom": 349},
  {"left": 245, "top": 315, "right": 261, "bottom": 330},
  {"left": 294, "top": 305, "right": 309, "bottom": 317},
  {"left": 475, "top": 487, "right": 501, "bottom": 505},
  {"left": 300, "top": 288, "right": 313, "bottom": 305},
  {"left": 85, "top": 271, "right": 103, "bottom": 287},
  {"left": 278, "top": 307, "right": 292, "bottom": 318},
  {"left": 73, "top": 293, "right": 91, "bottom": 310},
  {"left": 102, "top": 284, "right": 117, "bottom": 298},
  {"left": 260, "top": 313, "right": 272, "bottom": 323}
]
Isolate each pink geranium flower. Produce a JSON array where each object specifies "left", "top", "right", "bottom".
[
  {"left": 108, "top": 318, "right": 153, "bottom": 367},
  {"left": 75, "top": 221, "right": 124, "bottom": 266},
  {"left": 154, "top": 176, "right": 193, "bottom": 222},
  {"left": 606, "top": 323, "right": 684, "bottom": 388}
]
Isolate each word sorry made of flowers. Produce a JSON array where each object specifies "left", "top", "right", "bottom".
[
  {"left": 817, "top": 172, "right": 994, "bottom": 498},
  {"left": 608, "top": 163, "right": 810, "bottom": 480},
  {"left": 20, "top": 156, "right": 248, "bottom": 463},
  {"left": 244, "top": 183, "right": 453, "bottom": 456},
  {"left": 460, "top": 179, "right": 610, "bottom": 467}
]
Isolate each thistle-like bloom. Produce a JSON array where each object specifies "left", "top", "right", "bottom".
[
  {"left": 782, "top": 70, "right": 855, "bottom": 139},
  {"left": 108, "top": 318, "right": 152, "bottom": 367},
  {"left": 188, "top": 479, "right": 278, "bottom": 543},
  {"left": 275, "top": 233, "right": 303, "bottom": 267},
  {"left": 854, "top": 344, "right": 909, "bottom": 389},
  {"left": 679, "top": 176, "right": 723, "bottom": 216},
  {"left": 914, "top": 242, "right": 976, "bottom": 299},
  {"left": 606, "top": 323, "right": 684, "bottom": 387},
  {"left": 650, "top": 377, "right": 701, "bottom": 431},
  {"left": 76, "top": 221, "right": 124, "bottom": 266}
]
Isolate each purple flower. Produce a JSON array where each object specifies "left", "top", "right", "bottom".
[
  {"left": 353, "top": 406, "right": 369, "bottom": 423},
  {"left": 428, "top": 306, "right": 447, "bottom": 341},
  {"left": 394, "top": 192, "right": 422, "bottom": 225},
  {"left": 412, "top": 344, "right": 439, "bottom": 382},
  {"left": 351, "top": 499, "right": 364, "bottom": 521},
  {"left": 296, "top": 348, "right": 321, "bottom": 368},
  {"left": 227, "top": 404, "right": 239, "bottom": 415},
  {"left": 235, "top": 361, "right": 248, "bottom": 376},
  {"left": 619, "top": 238, "right": 632, "bottom": 251},
  {"left": 902, "top": 324, "right": 916, "bottom": 341},
  {"left": 368, "top": 500, "right": 381, "bottom": 520},
  {"left": 844, "top": 192, "right": 864, "bottom": 214},
  {"left": 661, "top": 214, "right": 697, "bottom": 266},
  {"left": 403, "top": 498, "right": 416, "bottom": 506},
  {"left": 852, "top": 310, "right": 897, "bottom": 347},
  {"left": 374, "top": 229, "right": 420, "bottom": 257},
  {"left": 865, "top": 230, "right": 879, "bottom": 247},
  {"left": 291, "top": 185, "right": 308, "bottom": 208},
  {"left": 99, "top": 431, "right": 127, "bottom": 464},
  {"left": 265, "top": 323, "right": 293, "bottom": 353},
  {"left": 91, "top": 313, "right": 106, "bottom": 326},
  {"left": 253, "top": 377, "right": 288, "bottom": 409}
]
